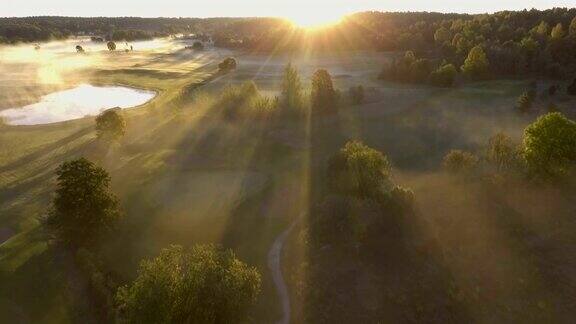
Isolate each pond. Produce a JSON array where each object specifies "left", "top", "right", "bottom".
[{"left": 0, "top": 84, "right": 156, "bottom": 125}]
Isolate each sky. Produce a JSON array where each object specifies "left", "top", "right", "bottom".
[{"left": 3, "top": 0, "right": 575, "bottom": 21}]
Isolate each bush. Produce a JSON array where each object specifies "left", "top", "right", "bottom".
[
  {"left": 218, "top": 57, "right": 237, "bottom": 72},
  {"left": 116, "top": 245, "right": 261, "bottom": 324},
  {"left": 348, "top": 85, "right": 365, "bottom": 104},
  {"left": 107, "top": 41, "right": 116, "bottom": 51}
]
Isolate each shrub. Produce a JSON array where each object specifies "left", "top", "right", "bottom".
[
  {"left": 107, "top": 41, "right": 116, "bottom": 51},
  {"left": 218, "top": 57, "right": 237, "bottom": 72}
]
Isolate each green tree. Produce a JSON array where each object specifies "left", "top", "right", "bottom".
[
  {"left": 46, "top": 158, "right": 121, "bottom": 247},
  {"left": 311, "top": 69, "right": 337, "bottom": 113},
  {"left": 443, "top": 150, "right": 479, "bottom": 174},
  {"left": 107, "top": 41, "right": 116, "bottom": 51},
  {"left": 280, "top": 62, "right": 303, "bottom": 111},
  {"left": 116, "top": 245, "right": 261, "bottom": 324},
  {"left": 96, "top": 109, "right": 126, "bottom": 142},
  {"left": 550, "top": 23, "right": 564, "bottom": 40},
  {"left": 523, "top": 112, "right": 576, "bottom": 178},
  {"left": 461, "top": 45, "right": 489, "bottom": 79},
  {"left": 327, "top": 141, "right": 391, "bottom": 198},
  {"left": 429, "top": 63, "right": 457, "bottom": 87}
]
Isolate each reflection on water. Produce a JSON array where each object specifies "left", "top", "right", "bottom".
[{"left": 0, "top": 84, "right": 156, "bottom": 125}]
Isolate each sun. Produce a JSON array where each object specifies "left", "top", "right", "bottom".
[{"left": 287, "top": 13, "right": 342, "bottom": 29}]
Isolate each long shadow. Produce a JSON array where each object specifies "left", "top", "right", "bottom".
[{"left": 0, "top": 125, "right": 93, "bottom": 174}]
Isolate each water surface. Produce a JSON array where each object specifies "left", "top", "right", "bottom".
[{"left": 0, "top": 84, "right": 155, "bottom": 125}]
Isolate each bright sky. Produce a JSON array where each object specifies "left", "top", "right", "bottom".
[{"left": 4, "top": 0, "right": 575, "bottom": 23}]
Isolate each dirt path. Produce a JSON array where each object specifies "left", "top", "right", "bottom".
[{"left": 268, "top": 221, "right": 297, "bottom": 324}]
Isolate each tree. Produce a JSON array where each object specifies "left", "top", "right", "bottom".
[
  {"left": 107, "top": 41, "right": 116, "bottom": 51},
  {"left": 434, "top": 27, "right": 451, "bottom": 44},
  {"left": 516, "top": 91, "right": 532, "bottom": 113},
  {"left": 311, "top": 69, "right": 337, "bottom": 113},
  {"left": 327, "top": 141, "right": 391, "bottom": 198},
  {"left": 523, "top": 112, "right": 576, "bottom": 178},
  {"left": 429, "top": 63, "right": 457, "bottom": 87},
  {"left": 46, "top": 158, "right": 121, "bottom": 247},
  {"left": 570, "top": 17, "right": 576, "bottom": 36},
  {"left": 95, "top": 108, "right": 126, "bottom": 142},
  {"left": 218, "top": 57, "right": 237, "bottom": 72},
  {"left": 442, "top": 150, "right": 479, "bottom": 174},
  {"left": 280, "top": 62, "right": 303, "bottom": 111},
  {"left": 116, "top": 245, "right": 261, "bottom": 324},
  {"left": 550, "top": 23, "right": 564, "bottom": 40},
  {"left": 485, "top": 132, "right": 519, "bottom": 172},
  {"left": 461, "top": 45, "right": 489, "bottom": 79},
  {"left": 348, "top": 85, "right": 365, "bottom": 104}
]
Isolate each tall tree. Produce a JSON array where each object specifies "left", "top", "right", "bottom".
[
  {"left": 311, "top": 69, "right": 337, "bottom": 113},
  {"left": 280, "top": 62, "right": 303, "bottom": 111},
  {"left": 461, "top": 45, "right": 489, "bottom": 79},
  {"left": 116, "top": 245, "right": 261, "bottom": 324},
  {"left": 550, "top": 23, "right": 564, "bottom": 40},
  {"left": 46, "top": 158, "right": 121, "bottom": 247}
]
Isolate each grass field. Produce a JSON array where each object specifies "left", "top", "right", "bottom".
[{"left": 1, "top": 39, "right": 576, "bottom": 322}]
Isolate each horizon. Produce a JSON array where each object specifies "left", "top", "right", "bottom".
[{"left": 4, "top": 0, "right": 575, "bottom": 20}]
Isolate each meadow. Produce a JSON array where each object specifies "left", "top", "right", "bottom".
[{"left": 1, "top": 36, "right": 576, "bottom": 323}]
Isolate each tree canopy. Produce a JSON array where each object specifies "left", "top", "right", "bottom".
[
  {"left": 116, "top": 245, "right": 261, "bottom": 324},
  {"left": 311, "top": 69, "right": 337, "bottom": 113},
  {"left": 96, "top": 108, "right": 126, "bottom": 142},
  {"left": 523, "top": 112, "right": 576, "bottom": 178},
  {"left": 46, "top": 158, "right": 121, "bottom": 247},
  {"left": 328, "top": 141, "right": 391, "bottom": 198}
]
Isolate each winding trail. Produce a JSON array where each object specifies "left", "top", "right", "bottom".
[{"left": 268, "top": 221, "right": 297, "bottom": 324}]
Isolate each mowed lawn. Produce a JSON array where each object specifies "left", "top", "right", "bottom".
[{"left": 2, "top": 44, "right": 575, "bottom": 322}]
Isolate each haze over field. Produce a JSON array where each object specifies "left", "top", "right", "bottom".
[{"left": 1, "top": 3, "right": 576, "bottom": 324}]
